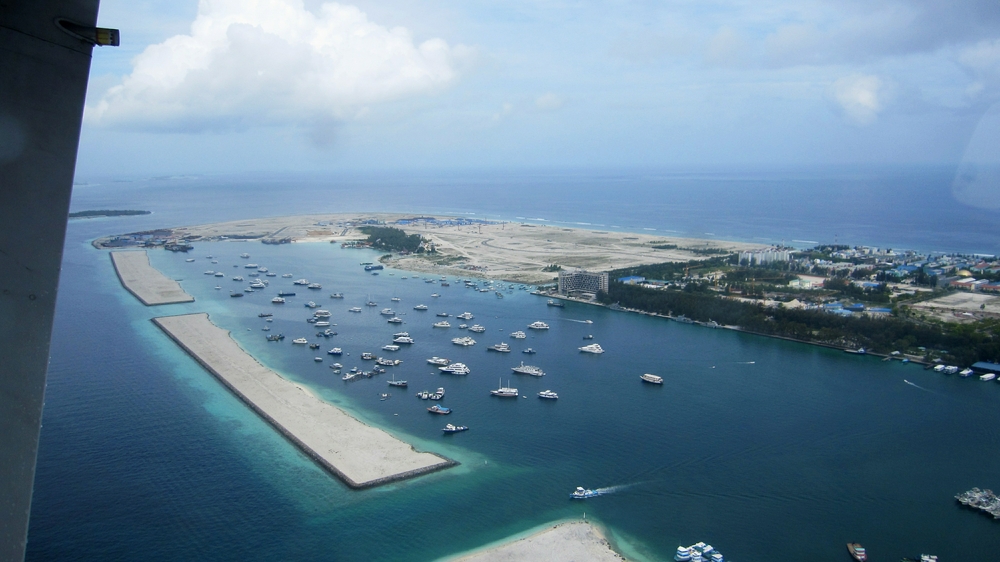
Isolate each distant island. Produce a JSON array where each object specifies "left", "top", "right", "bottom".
[{"left": 69, "top": 210, "right": 150, "bottom": 218}]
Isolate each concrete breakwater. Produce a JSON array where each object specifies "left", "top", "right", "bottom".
[
  {"left": 152, "top": 313, "right": 456, "bottom": 488},
  {"left": 110, "top": 250, "right": 194, "bottom": 306}
]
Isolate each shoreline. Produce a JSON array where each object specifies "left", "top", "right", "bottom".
[
  {"left": 438, "top": 520, "right": 625, "bottom": 562},
  {"left": 152, "top": 313, "right": 456, "bottom": 489}
]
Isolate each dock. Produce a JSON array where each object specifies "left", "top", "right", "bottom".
[
  {"left": 110, "top": 250, "right": 194, "bottom": 305},
  {"left": 152, "top": 313, "right": 456, "bottom": 488}
]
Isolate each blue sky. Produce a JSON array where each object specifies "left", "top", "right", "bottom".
[{"left": 76, "top": 0, "right": 1000, "bottom": 176}]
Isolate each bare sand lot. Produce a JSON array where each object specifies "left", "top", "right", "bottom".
[
  {"left": 99, "top": 213, "right": 759, "bottom": 285},
  {"left": 153, "top": 313, "right": 455, "bottom": 488},
  {"left": 909, "top": 291, "right": 1000, "bottom": 322},
  {"left": 110, "top": 250, "right": 194, "bottom": 305},
  {"left": 441, "top": 521, "right": 625, "bottom": 562}
]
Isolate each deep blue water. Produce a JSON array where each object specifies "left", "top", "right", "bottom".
[{"left": 26, "top": 168, "right": 1000, "bottom": 561}]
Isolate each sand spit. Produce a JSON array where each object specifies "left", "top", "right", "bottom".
[
  {"left": 152, "top": 313, "right": 456, "bottom": 488},
  {"left": 100, "top": 213, "right": 759, "bottom": 285},
  {"left": 442, "top": 521, "right": 626, "bottom": 562},
  {"left": 110, "top": 251, "right": 194, "bottom": 305}
]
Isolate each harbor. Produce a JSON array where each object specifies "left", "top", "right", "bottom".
[
  {"left": 152, "top": 313, "right": 456, "bottom": 489},
  {"left": 110, "top": 250, "right": 194, "bottom": 305}
]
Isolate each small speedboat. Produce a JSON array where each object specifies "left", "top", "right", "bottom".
[
  {"left": 569, "top": 486, "right": 598, "bottom": 499},
  {"left": 442, "top": 424, "right": 468, "bottom": 433}
]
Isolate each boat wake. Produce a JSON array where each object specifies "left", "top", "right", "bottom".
[
  {"left": 594, "top": 483, "right": 639, "bottom": 495},
  {"left": 903, "top": 379, "right": 933, "bottom": 392},
  {"left": 565, "top": 319, "right": 594, "bottom": 324}
]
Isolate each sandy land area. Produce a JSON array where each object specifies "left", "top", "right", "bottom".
[
  {"left": 441, "top": 521, "right": 625, "bottom": 562},
  {"left": 110, "top": 251, "right": 194, "bottom": 305},
  {"left": 107, "top": 213, "right": 759, "bottom": 285},
  {"left": 153, "top": 313, "right": 455, "bottom": 488},
  {"left": 909, "top": 291, "right": 1000, "bottom": 322}
]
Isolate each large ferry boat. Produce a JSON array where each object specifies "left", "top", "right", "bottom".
[
  {"left": 641, "top": 373, "right": 663, "bottom": 384},
  {"left": 490, "top": 378, "right": 518, "bottom": 397},
  {"left": 439, "top": 363, "right": 470, "bottom": 375},
  {"left": 579, "top": 343, "right": 604, "bottom": 354},
  {"left": 528, "top": 321, "right": 549, "bottom": 330},
  {"left": 847, "top": 543, "right": 867, "bottom": 561},
  {"left": 511, "top": 362, "right": 545, "bottom": 376}
]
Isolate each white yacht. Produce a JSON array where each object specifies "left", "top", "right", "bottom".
[
  {"left": 511, "top": 362, "right": 545, "bottom": 376},
  {"left": 393, "top": 332, "right": 410, "bottom": 338},
  {"left": 391, "top": 297, "right": 401, "bottom": 302},
  {"left": 393, "top": 336, "right": 415, "bottom": 344},
  {"left": 439, "top": 363, "right": 470, "bottom": 375},
  {"left": 431, "top": 293, "right": 440, "bottom": 297},
  {"left": 528, "top": 321, "right": 550, "bottom": 330},
  {"left": 257, "top": 267, "right": 268, "bottom": 273},
  {"left": 245, "top": 263, "right": 259, "bottom": 269},
  {"left": 468, "top": 324, "right": 486, "bottom": 333},
  {"left": 457, "top": 312, "right": 474, "bottom": 320},
  {"left": 433, "top": 321, "right": 451, "bottom": 328},
  {"left": 314, "top": 321, "right": 330, "bottom": 327},
  {"left": 293, "top": 279, "right": 309, "bottom": 285},
  {"left": 348, "top": 307, "right": 362, "bottom": 313},
  {"left": 436, "top": 312, "right": 450, "bottom": 317},
  {"left": 281, "top": 273, "right": 293, "bottom": 278},
  {"left": 382, "top": 344, "right": 400, "bottom": 352},
  {"left": 414, "top": 304, "right": 428, "bottom": 310},
  {"left": 250, "top": 281, "right": 266, "bottom": 289},
  {"left": 380, "top": 308, "right": 395, "bottom": 315},
  {"left": 959, "top": 368, "right": 974, "bottom": 377},
  {"left": 271, "top": 297, "right": 285, "bottom": 304},
  {"left": 510, "top": 331, "right": 527, "bottom": 339},
  {"left": 641, "top": 373, "right": 663, "bottom": 384},
  {"left": 458, "top": 324, "right": 468, "bottom": 329},
  {"left": 214, "top": 272, "right": 224, "bottom": 277},
  {"left": 488, "top": 343, "right": 511, "bottom": 353},
  {"left": 313, "top": 310, "right": 331, "bottom": 317},
  {"left": 292, "top": 338, "right": 308, "bottom": 344},
  {"left": 490, "top": 378, "right": 518, "bottom": 397},
  {"left": 305, "top": 301, "right": 318, "bottom": 308},
  {"left": 980, "top": 373, "right": 996, "bottom": 381},
  {"left": 427, "top": 357, "right": 450, "bottom": 366},
  {"left": 387, "top": 317, "right": 403, "bottom": 324},
  {"left": 240, "top": 253, "right": 251, "bottom": 258},
  {"left": 674, "top": 546, "right": 692, "bottom": 561},
  {"left": 451, "top": 336, "right": 476, "bottom": 346},
  {"left": 537, "top": 390, "right": 558, "bottom": 399},
  {"left": 232, "top": 276, "right": 244, "bottom": 281},
  {"left": 204, "top": 270, "right": 215, "bottom": 275},
  {"left": 579, "top": 343, "right": 605, "bottom": 354},
  {"left": 327, "top": 348, "right": 342, "bottom": 355},
  {"left": 307, "top": 283, "right": 322, "bottom": 290}
]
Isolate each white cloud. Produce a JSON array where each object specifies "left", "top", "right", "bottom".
[
  {"left": 87, "top": 0, "right": 468, "bottom": 133},
  {"left": 831, "top": 74, "right": 883, "bottom": 125},
  {"left": 704, "top": 27, "right": 749, "bottom": 67},
  {"left": 535, "top": 93, "right": 564, "bottom": 111}
]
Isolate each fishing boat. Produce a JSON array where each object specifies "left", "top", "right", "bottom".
[
  {"left": 569, "top": 487, "right": 598, "bottom": 499},
  {"left": 490, "top": 378, "right": 518, "bottom": 397},
  {"left": 641, "top": 373, "right": 663, "bottom": 384},
  {"left": 442, "top": 424, "right": 468, "bottom": 433},
  {"left": 427, "top": 404, "right": 451, "bottom": 415},
  {"left": 847, "top": 543, "right": 867, "bottom": 561}
]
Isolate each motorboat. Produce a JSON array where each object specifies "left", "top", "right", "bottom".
[
  {"left": 528, "top": 321, "right": 549, "bottom": 330},
  {"left": 427, "top": 357, "right": 450, "bottom": 366},
  {"left": 959, "top": 368, "right": 974, "bottom": 377},
  {"left": 305, "top": 301, "right": 318, "bottom": 308},
  {"left": 427, "top": 404, "right": 451, "bottom": 415},
  {"left": 327, "top": 348, "right": 342, "bottom": 355},
  {"left": 547, "top": 299, "right": 564, "bottom": 307},
  {"left": 436, "top": 312, "right": 450, "bottom": 317},
  {"left": 393, "top": 336, "right": 415, "bottom": 344},
  {"left": 569, "top": 487, "right": 598, "bottom": 499},
  {"left": 439, "top": 363, "right": 470, "bottom": 375},
  {"left": 366, "top": 301, "right": 377, "bottom": 307},
  {"left": 314, "top": 321, "right": 330, "bottom": 327},
  {"left": 361, "top": 352, "right": 376, "bottom": 360},
  {"left": 349, "top": 307, "right": 362, "bottom": 313},
  {"left": 186, "top": 258, "right": 195, "bottom": 262},
  {"left": 451, "top": 336, "right": 476, "bottom": 346},
  {"left": 847, "top": 543, "right": 867, "bottom": 562},
  {"left": 244, "top": 263, "right": 259, "bottom": 269},
  {"left": 271, "top": 297, "right": 285, "bottom": 304},
  {"left": 537, "top": 390, "right": 558, "bottom": 399},
  {"left": 258, "top": 312, "right": 273, "bottom": 317},
  {"left": 675, "top": 546, "right": 692, "bottom": 561},
  {"left": 314, "top": 357, "right": 323, "bottom": 362},
  {"left": 458, "top": 324, "right": 468, "bottom": 329},
  {"left": 511, "top": 362, "right": 545, "bottom": 376},
  {"left": 313, "top": 310, "right": 331, "bottom": 317},
  {"left": 442, "top": 424, "right": 468, "bottom": 433},
  {"left": 428, "top": 387, "right": 445, "bottom": 400},
  {"left": 522, "top": 348, "right": 536, "bottom": 354},
  {"left": 393, "top": 332, "right": 410, "bottom": 338},
  {"left": 330, "top": 292, "right": 344, "bottom": 298},
  {"left": 388, "top": 375, "right": 407, "bottom": 387},
  {"left": 641, "top": 373, "right": 663, "bottom": 384},
  {"left": 307, "top": 283, "right": 322, "bottom": 290},
  {"left": 981, "top": 373, "right": 997, "bottom": 381},
  {"left": 468, "top": 324, "right": 486, "bottom": 333},
  {"left": 240, "top": 253, "right": 250, "bottom": 258},
  {"left": 510, "top": 331, "right": 526, "bottom": 339},
  {"left": 391, "top": 297, "right": 401, "bottom": 302},
  {"left": 380, "top": 308, "right": 395, "bottom": 316},
  {"left": 293, "top": 279, "right": 309, "bottom": 285},
  {"left": 387, "top": 317, "right": 404, "bottom": 323},
  {"left": 583, "top": 334, "right": 594, "bottom": 340},
  {"left": 431, "top": 293, "right": 440, "bottom": 297},
  {"left": 309, "top": 343, "right": 320, "bottom": 350},
  {"left": 204, "top": 270, "right": 215, "bottom": 275},
  {"left": 250, "top": 281, "right": 266, "bottom": 289},
  {"left": 281, "top": 273, "right": 293, "bottom": 278},
  {"left": 233, "top": 276, "right": 244, "bottom": 281},
  {"left": 579, "top": 343, "right": 604, "bottom": 354},
  {"left": 490, "top": 378, "right": 518, "bottom": 397},
  {"left": 382, "top": 344, "right": 400, "bottom": 352},
  {"left": 266, "top": 334, "right": 285, "bottom": 341},
  {"left": 376, "top": 357, "right": 402, "bottom": 366},
  {"left": 292, "top": 338, "right": 308, "bottom": 345},
  {"left": 433, "top": 321, "right": 451, "bottom": 328},
  {"left": 488, "top": 343, "right": 511, "bottom": 353},
  {"left": 414, "top": 304, "right": 428, "bottom": 310},
  {"left": 457, "top": 312, "right": 474, "bottom": 320}
]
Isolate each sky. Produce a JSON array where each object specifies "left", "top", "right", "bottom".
[{"left": 75, "top": 0, "right": 1000, "bottom": 177}]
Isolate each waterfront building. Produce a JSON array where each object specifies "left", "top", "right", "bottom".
[{"left": 558, "top": 270, "right": 609, "bottom": 296}]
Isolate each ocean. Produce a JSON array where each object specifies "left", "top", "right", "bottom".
[{"left": 26, "top": 167, "right": 1000, "bottom": 561}]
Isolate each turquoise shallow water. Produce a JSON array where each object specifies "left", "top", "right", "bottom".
[
  {"left": 28, "top": 234, "right": 1000, "bottom": 561},
  {"left": 26, "top": 169, "right": 1000, "bottom": 560}
]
